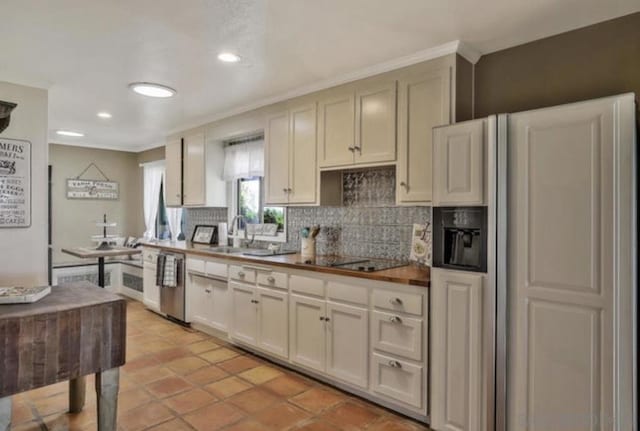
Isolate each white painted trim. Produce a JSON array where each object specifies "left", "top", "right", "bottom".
[
  {"left": 139, "top": 159, "right": 165, "bottom": 168},
  {"left": 166, "top": 40, "right": 481, "bottom": 137}
]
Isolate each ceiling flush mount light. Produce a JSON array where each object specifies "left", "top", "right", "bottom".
[
  {"left": 129, "top": 82, "right": 176, "bottom": 98},
  {"left": 97, "top": 112, "right": 112, "bottom": 119},
  {"left": 56, "top": 130, "right": 84, "bottom": 137},
  {"left": 217, "top": 52, "right": 241, "bottom": 63}
]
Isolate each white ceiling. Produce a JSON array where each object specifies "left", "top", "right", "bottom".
[{"left": 1, "top": 0, "right": 637, "bottom": 152}]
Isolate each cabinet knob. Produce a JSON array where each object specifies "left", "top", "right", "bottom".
[
  {"left": 238, "top": 271, "right": 245, "bottom": 278},
  {"left": 348, "top": 147, "right": 355, "bottom": 152},
  {"left": 319, "top": 316, "right": 325, "bottom": 321},
  {"left": 287, "top": 188, "right": 292, "bottom": 193},
  {"left": 267, "top": 276, "right": 275, "bottom": 283},
  {"left": 324, "top": 317, "right": 330, "bottom": 322},
  {"left": 389, "top": 297, "right": 403, "bottom": 305},
  {"left": 353, "top": 145, "right": 361, "bottom": 152},
  {"left": 205, "top": 289, "right": 211, "bottom": 293},
  {"left": 388, "top": 360, "right": 402, "bottom": 369},
  {"left": 283, "top": 188, "right": 288, "bottom": 193},
  {"left": 389, "top": 316, "right": 402, "bottom": 324},
  {"left": 400, "top": 182, "right": 407, "bottom": 187}
]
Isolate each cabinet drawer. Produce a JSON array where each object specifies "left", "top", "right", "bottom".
[
  {"left": 229, "top": 265, "right": 256, "bottom": 284},
  {"left": 257, "top": 271, "right": 287, "bottom": 290},
  {"left": 290, "top": 275, "right": 325, "bottom": 297},
  {"left": 372, "top": 311, "right": 422, "bottom": 361},
  {"left": 327, "top": 281, "right": 368, "bottom": 305},
  {"left": 373, "top": 289, "right": 423, "bottom": 316},
  {"left": 205, "top": 261, "right": 227, "bottom": 279},
  {"left": 143, "top": 249, "right": 158, "bottom": 264},
  {"left": 371, "top": 353, "right": 423, "bottom": 409},
  {"left": 186, "top": 258, "right": 205, "bottom": 274}
]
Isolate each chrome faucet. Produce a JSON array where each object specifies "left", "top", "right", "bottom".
[{"left": 229, "top": 214, "right": 256, "bottom": 247}]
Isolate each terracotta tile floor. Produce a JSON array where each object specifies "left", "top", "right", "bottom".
[{"left": 9, "top": 299, "right": 431, "bottom": 430}]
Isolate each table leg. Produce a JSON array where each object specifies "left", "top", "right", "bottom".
[
  {"left": 98, "top": 256, "right": 105, "bottom": 288},
  {"left": 96, "top": 368, "right": 119, "bottom": 431},
  {"left": 0, "top": 396, "right": 11, "bottom": 431},
  {"left": 69, "top": 376, "right": 86, "bottom": 413}
]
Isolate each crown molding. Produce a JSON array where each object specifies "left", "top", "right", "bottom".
[{"left": 167, "top": 39, "right": 483, "bottom": 137}]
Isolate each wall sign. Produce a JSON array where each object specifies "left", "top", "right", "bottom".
[
  {"left": 0, "top": 138, "right": 31, "bottom": 228},
  {"left": 66, "top": 179, "right": 119, "bottom": 200}
]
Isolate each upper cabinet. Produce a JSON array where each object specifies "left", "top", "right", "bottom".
[
  {"left": 265, "top": 103, "right": 319, "bottom": 205},
  {"left": 318, "top": 81, "right": 397, "bottom": 168},
  {"left": 165, "top": 138, "right": 183, "bottom": 207},
  {"left": 432, "top": 119, "right": 485, "bottom": 206},
  {"left": 164, "top": 129, "right": 226, "bottom": 208},
  {"left": 397, "top": 67, "right": 452, "bottom": 204}
]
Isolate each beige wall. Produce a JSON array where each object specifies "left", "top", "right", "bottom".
[
  {"left": 474, "top": 12, "right": 640, "bottom": 122},
  {"left": 49, "top": 144, "right": 145, "bottom": 263},
  {"left": 137, "top": 146, "right": 165, "bottom": 164},
  {"left": 0, "top": 81, "right": 48, "bottom": 285}
]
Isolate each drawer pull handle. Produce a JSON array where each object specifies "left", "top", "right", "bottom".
[
  {"left": 389, "top": 297, "right": 403, "bottom": 305},
  {"left": 319, "top": 316, "right": 325, "bottom": 321},
  {"left": 389, "top": 316, "right": 402, "bottom": 324},
  {"left": 388, "top": 360, "right": 402, "bottom": 369},
  {"left": 267, "top": 276, "right": 276, "bottom": 283},
  {"left": 238, "top": 271, "right": 245, "bottom": 278},
  {"left": 324, "top": 317, "right": 330, "bottom": 322},
  {"left": 205, "top": 289, "right": 211, "bottom": 293}
]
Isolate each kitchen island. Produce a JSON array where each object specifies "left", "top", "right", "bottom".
[{"left": 0, "top": 282, "right": 126, "bottom": 431}]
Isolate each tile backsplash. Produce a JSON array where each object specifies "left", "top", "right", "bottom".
[{"left": 184, "top": 167, "right": 431, "bottom": 261}]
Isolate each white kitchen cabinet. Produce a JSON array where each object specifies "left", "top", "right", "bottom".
[
  {"left": 164, "top": 129, "right": 226, "bottom": 208},
  {"left": 318, "top": 93, "right": 355, "bottom": 168},
  {"left": 397, "top": 67, "right": 451, "bottom": 204},
  {"left": 432, "top": 119, "right": 485, "bottom": 206},
  {"left": 430, "top": 268, "right": 483, "bottom": 431},
  {"left": 325, "top": 302, "right": 368, "bottom": 388},
  {"left": 188, "top": 273, "right": 229, "bottom": 332},
  {"left": 318, "top": 82, "right": 396, "bottom": 168},
  {"left": 182, "top": 131, "right": 206, "bottom": 206},
  {"left": 371, "top": 352, "right": 424, "bottom": 409},
  {"left": 230, "top": 280, "right": 289, "bottom": 359},
  {"left": 265, "top": 104, "right": 318, "bottom": 205},
  {"left": 354, "top": 81, "right": 397, "bottom": 164},
  {"left": 229, "top": 282, "right": 258, "bottom": 345},
  {"left": 289, "top": 294, "right": 326, "bottom": 372},
  {"left": 265, "top": 111, "right": 290, "bottom": 205},
  {"left": 256, "top": 287, "right": 289, "bottom": 358},
  {"left": 164, "top": 138, "right": 182, "bottom": 207},
  {"left": 142, "top": 266, "right": 160, "bottom": 312}
]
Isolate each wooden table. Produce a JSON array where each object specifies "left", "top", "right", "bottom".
[
  {"left": 62, "top": 247, "right": 141, "bottom": 287},
  {"left": 0, "top": 282, "right": 126, "bottom": 431}
]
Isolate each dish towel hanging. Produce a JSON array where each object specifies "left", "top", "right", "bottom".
[{"left": 155, "top": 254, "right": 182, "bottom": 288}]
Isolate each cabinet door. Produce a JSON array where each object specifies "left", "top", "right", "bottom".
[
  {"left": 288, "top": 103, "right": 317, "bottom": 204},
  {"left": 289, "top": 294, "right": 325, "bottom": 373},
  {"left": 183, "top": 132, "right": 206, "bottom": 206},
  {"left": 431, "top": 269, "right": 483, "bottom": 431},
  {"left": 143, "top": 267, "right": 160, "bottom": 311},
  {"left": 265, "top": 111, "right": 291, "bottom": 205},
  {"left": 325, "top": 302, "right": 368, "bottom": 388},
  {"left": 188, "top": 274, "right": 209, "bottom": 326},
  {"left": 209, "top": 279, "right": 228, "bottom": 332},
  {"left": 229, "top": 282, "right": 257, "bottom": 346},
  {"left": 256, "top": 287, "right": 288, "bottom": 359},
  {"left": 355, "top": 81, "right": 397, "bottom": 164},
  {"left": 397, "top": 68, "right": 451, "bottom": 204},
  {"left": 165, "top": 138, "right": 182, "bottom": 206},
  {"left": 432, "top": 120, "right": 484, "bottom": 206},
  {"left": 318, "top": 93, "right": 355, "bottom": 167}
]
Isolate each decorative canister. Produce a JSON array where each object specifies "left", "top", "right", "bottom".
[{"left": 301, "top": 237, "right": 316, "bottom": 259}]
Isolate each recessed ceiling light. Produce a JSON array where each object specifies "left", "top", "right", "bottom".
[
  {"left": 56, "top": 130, "right": 84, "bottom": 137},
  {"left": 217, "top": 52, "right": 241, "bottom": 63},
  {"left": 129, "top": 82, "right": 176, "bottom": 98},
  {"left": 97, "top": 112, "right": 112, "bottom": 119}
]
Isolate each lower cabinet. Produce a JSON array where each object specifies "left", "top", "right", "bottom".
[
  {"left": 430, "top": 268, "right": 484, "bottom": 431},
  {"left": 371, "top": 352, "right": 424, "bottom": 409},
  {"left": 230, "top": 282, "right": 289, "bottom": 359},
  {"left": 189, "top": 273, "right": 228, "bottom": 331},
  {"left": 290, "top": 294, "right": 369, "bottom": 388},
  {"left": 142, "top": 266, "right": 160, "bottom": 312}
]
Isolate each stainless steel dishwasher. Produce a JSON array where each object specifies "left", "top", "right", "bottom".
[{"left": 158, "top": 251, "right": 187, "bottom": 322}]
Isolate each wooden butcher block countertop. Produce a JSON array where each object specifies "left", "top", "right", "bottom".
[{"left": 143, "top": 241, "right": 430, "bottom": 287}]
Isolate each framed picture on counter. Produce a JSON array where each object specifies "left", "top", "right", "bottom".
[{"left": 191, "top": 225, "right": 218, "bottom": 245}]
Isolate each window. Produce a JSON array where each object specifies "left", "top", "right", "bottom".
[
  {"left": 237, "top": 176, "right": 285, "bottom": 232},
  {"left": 143, "top": 161, "right": 183, "bottom": 240}
]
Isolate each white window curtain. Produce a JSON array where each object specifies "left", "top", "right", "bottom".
[
  {"left": 164, "top": 197, "right": 183, "bottom": 241},
  {"left": 142, "top": 161, "right": 164, "bottom": 239},
  {"left": 223, "top": 140, "right": 264, "bottom": 181}
]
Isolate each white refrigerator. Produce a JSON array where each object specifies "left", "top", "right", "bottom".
[{"left": 429, "top": 93, "right": 637, "bottom": 431}]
